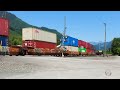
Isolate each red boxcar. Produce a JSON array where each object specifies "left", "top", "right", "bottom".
[
  {"left": 78, "top": 40, "right": 85, "bottom": 47},
  {"left": 78, "top": 40, "right": 88, "bottom": 48},
  {"left": 87, "top": 43, "right": 89, "bottom": 49},
  {"left": 22, "top": 40, "right": 56, "bottom": 49},
  {"left": 90, "top": 44, "right": 92, "bottom": 49},
  {"left": 0, "top": 18, "right": 9, "bottom": 36},
  {"left": 78, "top": 40, "right": 82, "bottom": 47},
  {"left": 87, "top": 49, "right": 95, "bottom": 55},
  {"left": 85, "top": 42, "right": 89, "bottom": 48},
  {"left": 91, "top": 45, "right": 94, "bottom": 50},
  {"left": 88, "top": 43, "right": 94, "bottom": 50},
  {"left": 86, "top": 49, "right": 91, "bottom": 54},
  {"left": 79, "top": 40, "right": 94, "bottom": 50},
  {"left": 87, "top": 43, "right": 91, "bottom": 49}
]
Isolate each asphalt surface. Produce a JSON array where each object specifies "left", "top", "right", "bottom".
[{"left": 0, "top": 55, "right": 120, "bottom": 79}]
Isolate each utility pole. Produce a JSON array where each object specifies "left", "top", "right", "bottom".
[
  {"left": 104, "top": 23, "right": 107, "bottom": 57},
  {"left": 62, "top": 16, "right": 67, "bottom": 57}
]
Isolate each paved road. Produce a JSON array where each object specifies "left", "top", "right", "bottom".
[{"left": 0, "top": 55, "right": 120, "bottom": 79}]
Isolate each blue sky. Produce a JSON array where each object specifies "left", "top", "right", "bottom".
[{"left": 9, "top": 11, "right": 120, "bottom": 42}]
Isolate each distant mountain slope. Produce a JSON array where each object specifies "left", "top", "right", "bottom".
[
  {"left": 93, "top": 41, "right": 112, "bottom": 50},
  {"left": 0, "top": 11, "right": 62, "bottom": 45},
  {"left": 89, "top": 42, "right": 99, "bottom": 45}
]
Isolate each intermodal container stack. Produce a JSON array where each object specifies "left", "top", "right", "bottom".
[
  {"left": 86, "top": 43, "right": 95, "bottom": 55},
  {"left": 0, "top": 18, "right": 9, "bottom": 54},
  {"left": 78, "top": 40, "right": 87, "bottom": 55},
  {"left": 22, "top": 27, "right": 57, "bottom": 55},
  {"left": 62, "top": 36, "right": 79, "bottom": 56},
  {"left": 78, "top": 40, "right": 86, "bottom": 48},
  {"left": 78, "top": 40, "right": 95, "bottom": 55}
]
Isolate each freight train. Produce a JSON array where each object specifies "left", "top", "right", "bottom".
[
  {"left": 8, "top": 28, "right": 95, "bottom": 56},
  {"left": 0, "top": 18, "right": 96, "bottom": 56}
]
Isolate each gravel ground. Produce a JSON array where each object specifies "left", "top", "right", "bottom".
[{"left": 0, "top": 55, "right": 120, "bottom": 79}]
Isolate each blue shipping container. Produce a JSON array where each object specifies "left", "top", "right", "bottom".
[
  {"left": 0, "top": 36, "right": 8, "bottom": 46},
  {"left": 61, "top": 36, "right": 78, "bottom": 47}
]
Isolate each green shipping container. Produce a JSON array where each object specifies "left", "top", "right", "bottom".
[{"left": 78, "top": 48, "right": 86, "bottom": 53}]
